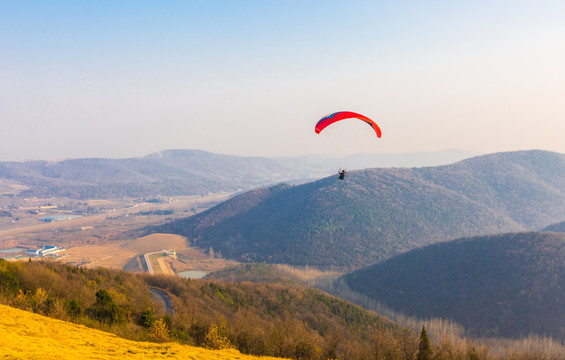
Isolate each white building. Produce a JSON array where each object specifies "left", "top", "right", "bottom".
[{"left": 27, "top": 246, "right": 66, "bottom": 257}]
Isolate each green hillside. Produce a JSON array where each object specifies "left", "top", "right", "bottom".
[
  {"left": 153, "top": 150, "right": 565, "bottom": 269},
  {"left": 344, "top": 231, "right": 565, "bottom": 339}
]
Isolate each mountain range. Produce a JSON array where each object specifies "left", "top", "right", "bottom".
[
  {"left": 0, "top": 149, "right": 475, "bottom": 199},
  {"left": 152, "top": 150, "right": 565, "bottom": 269}
]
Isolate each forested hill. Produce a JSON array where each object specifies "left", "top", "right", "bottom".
[
  {"left": 153, "top": 150, "right": 565, "bottom": 269},
  {"left": 343, "top": 231, "right": 565, "bottom": 340}
]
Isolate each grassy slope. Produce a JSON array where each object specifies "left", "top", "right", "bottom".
[{"left": 0, "top": 304, "right": 284, "bottom": 360}]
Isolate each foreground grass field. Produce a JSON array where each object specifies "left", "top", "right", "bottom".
[{"left": 0, "top": 304, "right": 284, "bottom": 360}]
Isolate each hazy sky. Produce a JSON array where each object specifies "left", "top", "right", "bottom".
[{"left": 2, "top": 0, "right": 565, "bottom": 161}]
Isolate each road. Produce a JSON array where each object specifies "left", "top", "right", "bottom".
[
  {"left": 144, "top": 251, "right": 168, "bottom": 274},
  {"left": 149, "top": 287, "right": 175, "bottom": 318},
  {"left": 144, "top": 252, "right": 156, "bottom": 274}
]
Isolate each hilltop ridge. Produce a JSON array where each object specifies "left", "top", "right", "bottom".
[{"left": 153, "top": 150, "right": 565, "bottom": 268}]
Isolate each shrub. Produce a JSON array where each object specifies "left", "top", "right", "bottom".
[
  {"left": 150, "top": 319, "right": 170, "bottom": 343},
  {"left": 205, "top": 322, "right": 233, "bottom": 350},
  {"left": 66, "top": 299, "right": 83, "bottom": 318}
]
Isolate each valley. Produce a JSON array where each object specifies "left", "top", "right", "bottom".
[{"left": 0, "top": 192, "right": 237, "bottom": 275}]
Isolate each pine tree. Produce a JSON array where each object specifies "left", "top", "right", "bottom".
[
  {"left": 139, "top": 308, "right": 155, "bottom": 329},
  {"left": 417, "top": 325, "right": 433, "bottom": 360},
  {"left": 86, "top": 289, "right": 124, "bottom": 325}
]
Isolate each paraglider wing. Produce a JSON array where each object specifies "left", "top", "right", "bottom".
[{"left": 315, "top": 111, "right": 381, "bottom": 138}]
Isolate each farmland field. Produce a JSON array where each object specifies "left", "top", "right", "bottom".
[{"left": 1, "top": 193, "right": 239, "bottom": 275}]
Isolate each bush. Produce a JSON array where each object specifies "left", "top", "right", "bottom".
[
  {"left": 138, "top": 309, "right": 155, "bottom": 329},
  {"left": 65, "top": 299, "right": 82, "bottom": 318},
  {"left": 205, "top": 322, "right": 233, "bottom": 350}
]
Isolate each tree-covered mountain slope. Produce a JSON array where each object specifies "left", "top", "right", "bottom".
[
  {"left": 343, "top": 231, "right": 565, "bottom": 339},
  {"left": 153, "top": 150, "right": 565, "bottom": 268}
]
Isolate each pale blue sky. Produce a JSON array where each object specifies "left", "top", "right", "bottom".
[{"left": 1, "top": 1, "right": 565, "bottom": 160}]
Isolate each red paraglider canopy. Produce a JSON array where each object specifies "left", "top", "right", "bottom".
[{"left": 315, "top": 111, "right": 381, "bottom": 138}]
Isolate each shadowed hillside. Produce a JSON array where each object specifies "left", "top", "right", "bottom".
[
  {"left": 153, "top": 150, "right": 565, "bottom": 269},
  {"left": 343, "top": 231, "right": 565, "bottom": 339}
]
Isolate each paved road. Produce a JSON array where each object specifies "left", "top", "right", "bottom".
[
  {"left": 143, "top": 251, "right": 164, "bottom": 274},
  {"left": 149, "top": 287, "right": 175, "bottom": 318},
  {"left": 144, "top": 251, "right": 177, "bottom": 275}
]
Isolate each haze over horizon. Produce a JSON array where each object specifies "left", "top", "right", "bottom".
[{"left": 2, "top": 1, "right": 565, "bottom": 161}]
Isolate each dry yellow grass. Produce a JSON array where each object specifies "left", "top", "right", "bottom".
[
  {"left": 62, "top": 242, "right": 139, "bottom": 269},
  {"left": 0, "top": 304, "right": 285, "bottom": 360},
  {"left": 119, "top": 233, "right": 188, "bottom": 254},
  {"left": 156, "top": 254, "right": 176, "bottom": 276},
  {"left": 62, "top": 233, "right": 189, "bottom": 269}
]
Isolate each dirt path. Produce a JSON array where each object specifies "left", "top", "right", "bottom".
[{"left": 157, "top": 255, "right": 175, "bottom": 276}]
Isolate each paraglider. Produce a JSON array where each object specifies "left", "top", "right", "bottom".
[
  {"left": 315, "top": 111, "right": 381, "bottom": 180},
  {"left": 315, "top": 111, "right": 381, "bottom": 138}
]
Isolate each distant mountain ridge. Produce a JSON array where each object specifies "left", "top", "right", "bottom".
[
  {"left": 0, "top": 150, "right": 307, "bottom": 199},
  {"left": 0, "top": 149, "right": 475, "bottom": 199},
  {"left": 152, "top": 150, "right": 565, "bottom": 268},
  {"left": 343, "top": 231, "right": 565, "bottom": 340},
  {"left": 543, "top": 221, "right": 565, "bottom": 232}
]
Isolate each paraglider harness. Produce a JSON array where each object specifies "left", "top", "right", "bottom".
[{"left": 338, "top": 169, "right": 346, "bottom": 180}]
